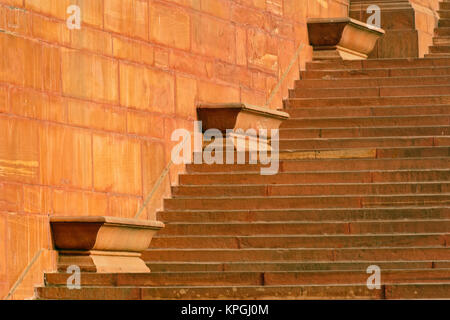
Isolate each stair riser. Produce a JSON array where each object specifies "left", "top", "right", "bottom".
[
  {"left": 191, "top": 147, "right": 449, "bottom": 164},
  {"left": 285, "top": 96, "right": 450, "bottom": 108},
  {"left": 157, "top": 221, "right": 450, "bottom": 236},
  {"left": 158, "top": 208, "right": 450, "bottom": 223},
  {"left": 152, "top": 234, "right": 448, "bottom": 249},
  {"left": 439, "top": 11, "right": 450, "bottom": 19},
  {"left": 35, "top": 285, "right": 385, "bottom": 300},
  {"left": 45, "top": 273, "right": 263, "bottom": 287},
  {"left": 281, "top": 116, "right": 450, "bottom": 128},
  {"left": 179, "top": 171, "right": 450, "bottom": 185},
  {"left": 147, "top": 261, "right": 445, "bottom": 272},
  {"left": 285, "top": 106, "right": 450, "bottom": 118},
  {"left": 290, "top": 86, "right": 450, "bottom": 99},
  {"left": 172, "top": 183, "right": 450, "bottom": 197},
  {"left": 35, "top": 284, "right": 450, "bottom": 300},
  {"left": 186, "top": 158, "right": 450, "bottom": 173},
  {"left": 376, "top": 146, "right": 450, "bottom": 158},
  {"left": 440, "top": 2, "right": 450, "bottom": 10},
  {"left": 435, "top": 28, "right": 450, "bottom": 36},
  {"left": 294, "top": 76, "right": 450, "bottom": 89},
  {"left": 142, "top": 248, "right": 450, "bottom": 263},
  {"left": 280, "top": 158, "right": 450, "bottom": 172},
  {"left": 280, "top": 126, "right": 450, "bottom": 138},
  {"left": 164, "top": 195, "right": 450, "bottom": 210},
  {"left": 279, "top": 137, "right": 438, "bottom": 149},
  {"left": 433, "top": 37, "right": 450, "bottom": 45},
  {"left": 43, "top": 270, "right": 450, "bottom": 287},
  {"left": 264, "top": 270, "right": 450, "bottom": 286},
  {"left": 439, "top": 20, "right": 450, "bottom": 27},
  {"left": 35, "top": 287, "right": 142, "bottom": 300},
  {"left": 304, "top": 58, "right": 450, "bottom": 71},
  {"left": 300, "top": 67, "right": 450, "bottom": 80},
  {"left": 385, "top": 284, "right": 450, "bottom": 299},
  {"left": 430, "top": 46, "right": 450, "bottom": 54}
]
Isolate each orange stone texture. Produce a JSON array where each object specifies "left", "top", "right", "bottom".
[{"left": 0, "top": 0, "right": 367, "bottom": 299}]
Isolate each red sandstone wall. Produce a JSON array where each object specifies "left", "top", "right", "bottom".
[{"left": 0, "top": 0, "right": 349, "bottom": 299}]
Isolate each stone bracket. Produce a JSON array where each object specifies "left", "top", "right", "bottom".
[
  {"left": 307, "top": 17, "right": 385, "bottom": 60},
  {"left": 197, "top": 103, "right": 290, "bottom": 152},
  {"left": 50, "top": 216, "right": 164, "bottom": 273}
]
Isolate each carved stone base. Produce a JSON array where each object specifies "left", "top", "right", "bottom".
[
  {"left": 197, "top": 103, "right": 289, "bottom": 135},
  {"left": 307, "top": 17, "right": 385, "bottom": 61},
  {"left": 195, "top": 103, "right": 289, "bottom": 164},
  {"left": 58, "top": 250, "right": 150, "bottom": 273},
  {"left": 51, "top": 216, "right": 164, "bottom": 273}
]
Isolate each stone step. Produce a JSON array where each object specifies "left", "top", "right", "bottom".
[
  {"left": 384, "top": 283, "right": 450, "bottom": 299},
  {"left": 156, "top": 219, "right": 450, "bottom": 236},
  {"left": 186, "top": 158, "right": 450, "bottom": 174},
  {"left": 433, "top": 36, "right": 450, "bottom": 45},
  {"left": 192, "top": 146, "right": 450, "bottom": 163},
  {"left": 294, "top": 75, "right": 450, "bottom": 89},
  {"left": 31, "top": 284, "right": 371, "bottom": 300},
  {"left": 157, "top": 207, "right": 450, "bottom": 223},
  {"left": 179, "top": 170, "right": 450, "bottom": 185},
  {"left": 368, "top": 146, "right": 450, "bottom": 158},
  {"left": 280, "top": 125, "right": 450, "bottom": 138},
  {"left": 142, "top": 247, "right": 450, "bottom": 262},
  {"left": 430, "top": 45, "right": 450, "bottom": 54},
  {"left": 300, "top": 66, "right": 450, "bottom": 80},
  {"left": 290, "top": 85, "right": 450, "bottom": 99},
  {"left": 304, "top": 58, "right": 450, "bottom": 71},
  {"left": 281, "top": 115, "right": 450, "bottom": 128},
  {"left": 439, "top": 19, "right": 450, "bottom": 28},
  {"left": 152, "top": 233, "right": 449, "bottom": 249},
  {"left": 435, "top": 27, "right": 450, "bottom": 36},
  {"left": 438, "top": 10, "right": 450, "bottom": 19},
  {"left": 42, "top": 269, "right": 450, "bottom": 287},
  {"left": 279, "top": 157, "right": 450, "bottom": 171},
  {"left": 171, "top": 182, "right": 450, "bottom": 198},
  {"left": 440, "top": 2, "right": 450, "bottom": 10},
  {"left": 284, "top": 96, "right": 450, "bottom": 108},
  {"left": 285, "top": 105, "right": 450, "bottom": 118},
  {"left": 164, "top": 194, "right": 450, "bottom": 210},
  {"left": 34, "top": 283, "right": 450, "bottom": 300},
  {"left": 279, "top": 136, "right": 446, "bottom": 150},
  {"left": 425, "top": 53, "right": 450, "bottom": 58},
  {"left": 264, "top": 269, "right": 450, "bottom": 286},
  {"left": 147, "top": 260, "right": 450, "bottom": 272}
]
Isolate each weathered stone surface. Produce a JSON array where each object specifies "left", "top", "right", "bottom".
[
  {"left": 104, "top": 0, "right": 148, "bottom": 40},
  {"left": 119, "top": 63, "right": 175, "bottom": 113},
  {"left": 149, "top": 2, "right": 191, "bottom": 50},
  {"left": 92, "top": 134, "right": 142, "bottom": 195},
  {"left": 39, "top": 125, "right": 92, "bottom": 189},
  {"left": 61, "top": 49, "right": 118, "bottom": 103}
]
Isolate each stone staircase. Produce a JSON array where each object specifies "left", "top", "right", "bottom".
[
  {"left": 429, "top": 0, "right": 450, "bottom": 56},
  {"left": 35, "top": 56, "right": 450, "bottom": 300}
]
